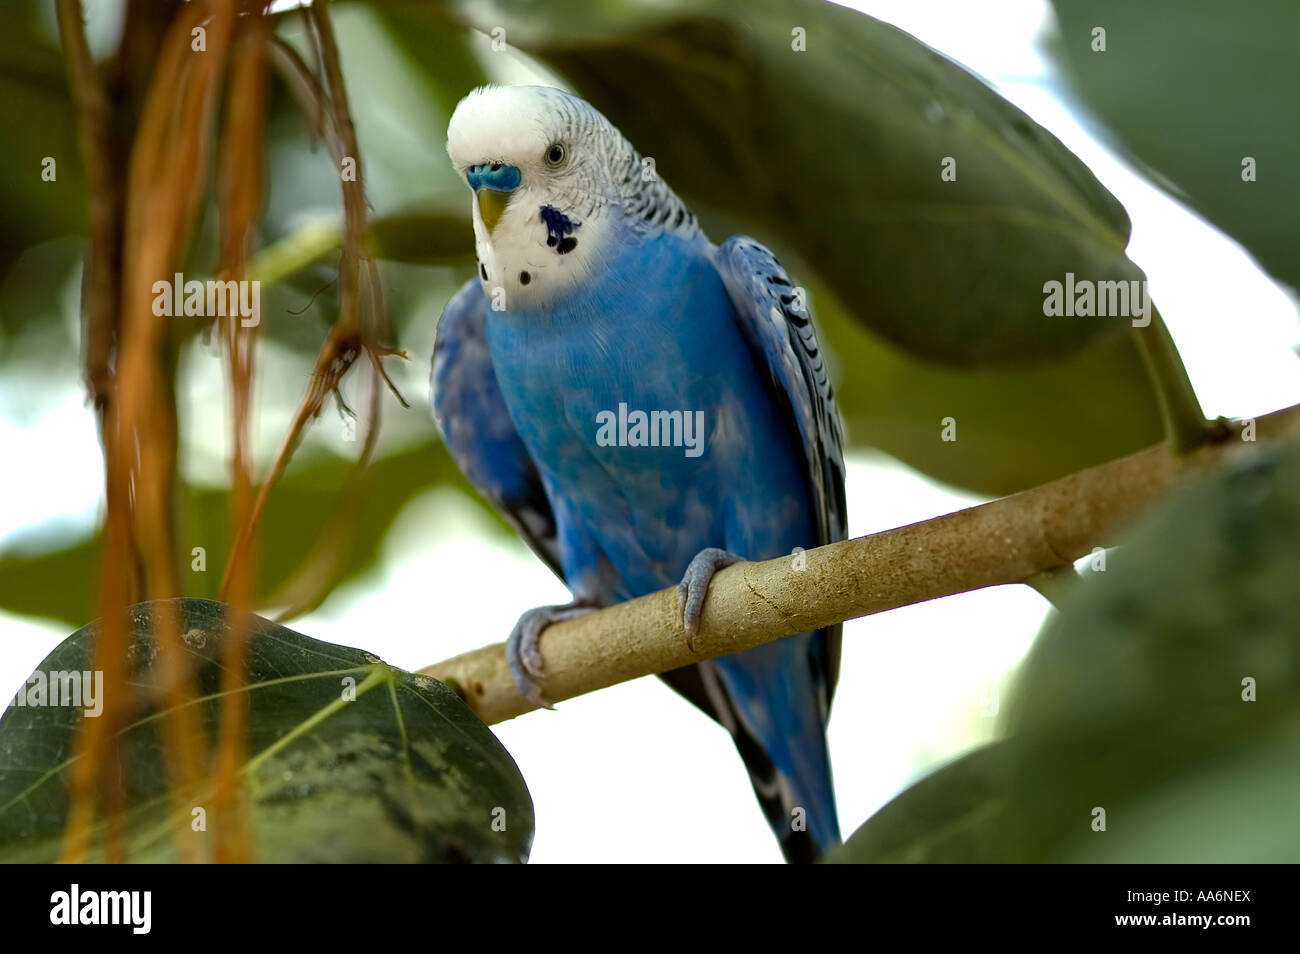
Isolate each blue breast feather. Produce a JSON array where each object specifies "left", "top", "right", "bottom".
[{"left": 485, "top": 226, "right": 819, "bottom": 600}]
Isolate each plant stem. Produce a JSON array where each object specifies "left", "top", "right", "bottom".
[
  {"left": 421, "top": 403, "right": 1300, "bottom": 725},
  {"left": 1132, "top": 306, "right": 1213, "bottom": 454},
  {"left": 1023, "top": 565, "right": 1081, "bottom": 610}
]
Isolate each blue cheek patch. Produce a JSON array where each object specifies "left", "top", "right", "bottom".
[
  {"left": 466, "top": 163, "right": 521, "bottom": 192},
  {"left": 539, "top": 205, "right": 581, "bottom": 255}
]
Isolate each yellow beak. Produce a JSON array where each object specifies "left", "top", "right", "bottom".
[{"left": 477, "top": 189, "right": 511, "bottom": 235}]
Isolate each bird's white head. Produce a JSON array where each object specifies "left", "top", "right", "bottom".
[{"left": 446, "top": 84, "right": 697, "bottom": 307}]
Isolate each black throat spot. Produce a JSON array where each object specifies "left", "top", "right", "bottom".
[{"left": 539, "top": 205, "right": 580, "bottom": 255}]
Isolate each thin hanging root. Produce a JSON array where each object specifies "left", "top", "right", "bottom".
[
  {"left": 268, "top": 361, "right": 386, "bottom": 623},
  {"left": 217, "top": 326, "right": 407, "bottom": 603},
  {"left": 219, "top": 0, "right": 407, "bottom": 601},
  {"left": 212, "top": 5, "right": 273, "bottom": 866},
  {"left": 60, "top": 0, "right": 236, "bottom": 864},
  {"left": 56, "top": 0, "right": 122, "bottom": 414}
]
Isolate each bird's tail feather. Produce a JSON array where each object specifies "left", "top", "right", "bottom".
[{"left": 661, "top": 631, "right": 839, "bottom": 863}]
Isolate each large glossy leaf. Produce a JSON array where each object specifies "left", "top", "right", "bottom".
[
  {"left": 0, "top": 598, "right": 533, "bottom": 862},
  {"left": 833, "top": 441, "right": 1300, "bottom": 862},
  {"left": 1001, "top": 440, "right": 1300, "bottom": 861},
  {"left": 826, "top": 744, "right": 1019, "bottom": 863},
  {"left": 1049, "top": 0, "right": 1300, "bottom": 291},
  {"left": 435, "top": 0, "right": 1143, "bottom": 367},
  {"left": 811, "top": 280, "right": 1163, "bottom": 494}
]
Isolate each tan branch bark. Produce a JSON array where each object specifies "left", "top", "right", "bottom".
[{"left": 422, "top": 405, "right": 1300, "bottom": 725}]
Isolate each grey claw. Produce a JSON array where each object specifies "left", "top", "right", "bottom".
[
  {"left": 677, "top": 548, "right": 742, "bottom": 650},
  {"left": 505, "top": 602, "right": 595, "bottom": 709}
]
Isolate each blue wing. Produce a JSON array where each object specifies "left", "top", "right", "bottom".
[
  {"left": 711, "top": 236, "right": 847, "bottom": 699},
  {"left": 705, "top": 236, "right": 849, "bottom": 859},
  {"left": 431, "top": 279, "right": 561, "bottom": 577}
]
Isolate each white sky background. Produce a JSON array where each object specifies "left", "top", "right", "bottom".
[{"left": 2, "top": 0, "right": 1298, "bottom": 863}]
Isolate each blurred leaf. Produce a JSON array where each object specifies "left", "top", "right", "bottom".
[
  {"left": 813, "top": 281, "right": 1163, "bottom": 494},
  {"left": 369, "top": 1, "right": 489, "bottom": 117},
  {"left": 0, "top": 236, "right": 83, "bottom": 353},
  {"left": 0, "top": 9, "right": 86, "bottom": 276},
  {"left": 366, "top": 203, "right": 475, "bottom": 265},
  {"left": 0, "top": 597, "right": 533, "bottom": 863},
  {"left": 438, "top": 0, "right": 1144, "bottom": 367},
  {"left": 826, "top": 743, "right": 1020, "bottom": 863},
  {"left": 1002, "top": 440, "right": 1300, "bottom": 861},
  {"left": 836, "top": 442, "right": 1300, "bottom": 862},
  {"left": 0, "top": 534, "right": 98, "bottom": 633},
  {"left": 1049, "top": 0, "right": 1300, "bottom": 291},
  {"left": 0, "top": 441, "right": 472, "bottom": 629},
  {"left": 1058, "top": 717, "right": 1300, "bottom": 863},
  {"left": 244, "top": 206, "right": 471, "bottom": 289}
]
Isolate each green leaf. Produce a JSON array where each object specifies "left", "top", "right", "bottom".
[
  {"left": 812, "top": 281, "right": 1164, "bottom": 494},
  {"left": 1057, "top": 717, "right": 1300, "bottom": 863},
  {"left": 1049, "top": 0, "right": 1300, "bottom": 291},
  {"left": 0, "top": 9, "right": 86, "bottom": 276},
  {"left": 452, "top": 0, "right": 1144, "bottom": 367},
  {"left": 0, "top": 598, "right": 534, "bottom": 863},
  {"left": 826, "top": 743, "right": 1020, "bottom": 863},
  {"left": 366, "top": 203, "right": 475, "bottom": 265},
  {"left": 0, "top": 441, "right": 474, "bottom": 630},
  {"left": 835, "top": 442, "right": 1300, "bottom": 863},
  {"left": 1002, "top": 440, "right": 1300, "bottom": 861},
  {"left": 370, "top": 1, "right": 490, "bottom": 118}
]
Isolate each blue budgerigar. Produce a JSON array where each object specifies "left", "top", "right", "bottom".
[{"left": 432, "top": 85, "right": 847, "bottom": 862}]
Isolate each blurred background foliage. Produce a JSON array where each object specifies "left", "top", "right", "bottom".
[
  {"left": 835, "top": 439, "right": 1300, "bottom": 862},
  {"left": 1048, "top": 0, "right": 1300, "bottom": 293},
  {"left": 0, "top": 0, "right": 1174, "bottom": 632}
]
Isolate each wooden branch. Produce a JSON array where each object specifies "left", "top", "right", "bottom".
[{"left": 421, "top": 404, "right": 1300, "bottom": 725}]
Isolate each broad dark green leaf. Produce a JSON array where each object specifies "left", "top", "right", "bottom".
[
  {"left": 440, "top": 0, "right": 1143, "bottom": 367},
  {"left": 1001, "top": 440, "right": 1300, "bottom": 861},
  {"left": 1049, "top": 0, "right": 1300, "bottom": 291},
  {"left": 811, "top": 281, "right": 1163, "bottom": 494},
  {"left": 0, "top": 598, "right": 533, "bottom": 863},
  {"left": 826, "top": 744, "right": 1019, "bottom": 863}
]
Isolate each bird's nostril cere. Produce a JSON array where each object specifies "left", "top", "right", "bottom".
[{"left": 467, "top": 163, "right": 521, "bottom": 194}]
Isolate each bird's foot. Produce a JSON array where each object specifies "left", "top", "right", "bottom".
[
  {"left": 676, "top": 547, "right": 744, "bottom": 652},
  {"left": 506, "top": 600, "right": 596, "bottom": 709}
]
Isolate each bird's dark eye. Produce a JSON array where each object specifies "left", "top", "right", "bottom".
[{"left": 545, "top": 143, "right": 566, "bottom": 166}]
